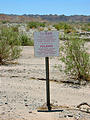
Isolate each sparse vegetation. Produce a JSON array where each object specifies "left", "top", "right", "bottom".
[
  {"left": 19, "top": 34, "right": 34, "bottom": 46},
  {"left": 53, "top": 22, "right": 76, "bottom": 33},
  {"left": 81, "top": 23, "right": 90, "bottom": 32},
  {"left": 59, "top": 36, "right": 90, "bottom": 83},
  {"left": 1, "top": 20, "right": 9, "bottom": 24},
  {"left": 0, "top": 18, "right": 90, "bottom": 70},
  {"left": 0, "top": 26, "right": 21, "bottom": 64},
  {"left": 27, "top": 21, "right": 46, "bottom": 29}
]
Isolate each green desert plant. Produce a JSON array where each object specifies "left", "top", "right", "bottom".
[
  {"left": 19, "top": 34, "right": 34, "bottom": 46},
  {"left": 59, "top": 36, "right": 90, "bottom": 82},
  {"left": 53, "top": 22, "right": 75, "bottom": 33},
  {"left": 1, "top": 20, "right": 9, "bottom": 24},
  {"left": 27, "top": 21, "right": 45, "bottom": 29},
  {"left": 81, "top": 23, "right": 90, "bottom": 32},
  {"left": 0, "top": 26, "right": 21, "bottom": 64}
]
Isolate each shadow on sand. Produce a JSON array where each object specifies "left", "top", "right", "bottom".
[{"left": 37, "top": 109, "right": 63, "bottom": 112}]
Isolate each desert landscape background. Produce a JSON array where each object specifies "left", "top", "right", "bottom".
[
  {"left": 0, "top": 12, "right": 90, "bottom": 120},
  {"left": 0, "top": 42, "right": 90, "bottom": 120}
]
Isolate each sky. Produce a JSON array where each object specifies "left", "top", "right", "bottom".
[{"left": 0, "top": 0, "right": 90, "bottom": 16}]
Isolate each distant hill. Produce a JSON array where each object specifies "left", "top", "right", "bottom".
[
  {"left": 0, "top": 14, "right": 90, "bottom": 23},
  {"left": 39, "top": 15, "right": 90, "bottom": 23}
]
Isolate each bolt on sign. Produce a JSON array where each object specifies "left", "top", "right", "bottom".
[{"left": 34, "top": 31, "right": 59, "bottom": 57}]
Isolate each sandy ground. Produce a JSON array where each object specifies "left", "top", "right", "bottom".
[{"left": 0, "top": 42, "right": 90, "bottom": 120}]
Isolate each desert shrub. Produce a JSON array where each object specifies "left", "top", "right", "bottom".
[
  {"left": 11, "top": 25, "right": 19, "bottom": 32},
  {"left": 38, "top": 22, "right": 46, "bottom": 27},
  {"left": 0, "top": 26, "right": 20, "bottom": 45},
  {"left": 27, "top": 22, "right": 45, "bottom": 29},
  {"left": 0, "top": 26, "right": 21, "bottom": 64},
  {"left": 19, "top": 34, "right": 34, "bottom": 46},
  {"left": 83, "top": 38, "right": 90, "bottom": 42},
  {"left": 53, "top": 22, "right": 76, "bottom": 33},
  {"left": 81, "top": 23, "right": 90, "bottom": 32},
  {"left": 1, "top": 20, "right": 9, "bottom": 24},
  {"left": 59, "top": 33, "right": 70, "bottom": 40},
  {"left": 54, "top": 22, "right": 70, "bottom": 30},
  {"left": 59, "top": 36, "right": 90, "bottom": 83}
]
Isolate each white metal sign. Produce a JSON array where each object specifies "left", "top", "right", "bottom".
[{"left": 34, "top": 31, "right": 59, "bottom": 57}]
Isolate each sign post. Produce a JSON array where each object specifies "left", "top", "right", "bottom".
[
  {"left": 34, "top": 31, "right": 59, "bottom": 110},
  {"left": 45, "top": 57, "right": 51, "bottom": 110}
]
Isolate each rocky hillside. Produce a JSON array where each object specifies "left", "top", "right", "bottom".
[
  {"left": 0, "top": 14, "right": 43, "bottom": 23},
  {"left": 0, "top": 14, "right": 90, "bottom": 23},
  {"left": 40, "top": 14, "right": 90, "bottom": 22}
]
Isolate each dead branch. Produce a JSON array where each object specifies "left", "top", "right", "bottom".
[{"left": 77, "top": 102, "right": 90, "bottom": 108}]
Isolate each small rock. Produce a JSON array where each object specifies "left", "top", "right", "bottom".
[
  {"left": 24, "top": 99, "right": 27, "bottom": 102},
  {"left": 3, "top": 95, "right": 6, "bottom": 98},
  {"left": 25, "top": 104, "right": 28, "bottom": 106},
  {"left": 68, "top": 115, "right": 73, "bottom": 117},
  {"left": 64, "top": 115, "right": 67, "bottom": 118},
  {"left": 29, "top": 111, "right": 32, "bottom": 113},
  {"left": 5, "top": 102, "right": 8, "bottom": 104}
]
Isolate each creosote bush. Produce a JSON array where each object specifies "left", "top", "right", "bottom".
[
  {"left": 27, "top": 21, "right": 46, "bottom": 29},
  {"left": 59, "top": 36, "right": 90, "bottom": 83},
  {"left": 53, "top": 22, "right": 76, "bottom": 33},
  {"left": 19, "top": 34, "right": 34, "bottom": 46},
  {"left": 0, "top": 26, "right": 21, "bottom": 64},
  {"left": 81, "top": 23, "right": 90, "bottom": 32}
]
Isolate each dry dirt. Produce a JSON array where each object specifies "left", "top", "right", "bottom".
[{"left": 0, "top": 42, "right": 90, "bottom": 120}]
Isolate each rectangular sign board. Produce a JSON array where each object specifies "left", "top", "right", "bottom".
[{"left": 34, "top": 31, "right": 59, "bottom": 57}]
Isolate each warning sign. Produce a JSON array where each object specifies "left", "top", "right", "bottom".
[{"left": 34, "top": 31, "right": 59, "bottom": 57}]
